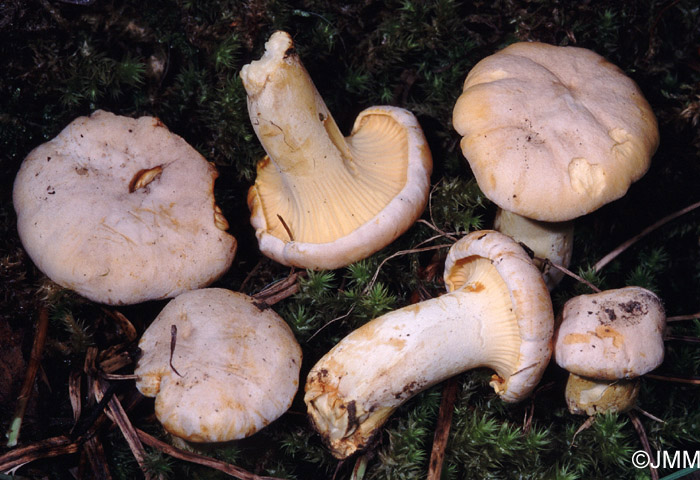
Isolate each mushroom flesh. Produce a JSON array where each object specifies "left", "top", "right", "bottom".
[
  {"left": 12, "top": 110, "right": 237, "bottom": 305},
  {"left": 135, "top": 288, "right": 302, "bottom": 443},
  {"left": 453, "top": 42, "right": 659, "bottom": 289},
  {"left": 553, "top": 286, "right": 666, "bottom": 415},
  {"left": 241, "top": 31, "right": 432, "bottom": 270},
  {"left": 304, "top": 230, "right": 553, "bottom": 458}
]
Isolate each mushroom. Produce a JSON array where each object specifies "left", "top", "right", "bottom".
[
  {"left": 553, "top": 286, "right": 665, "bottom": 415},
  {"left": 304, "top": 230, "right": 553, "bottom": 458},
  {"left": 134, "top": 288, "right": 302, "bottom": 443},
  {"left": 452, "top": 42, "right": 659, "bottom": 288},
  {"left": 12, "top": 110, "right": 237, "bottom": 305},
  {"left": 241, "top": 31, "right": 432, "bottom": 270}
]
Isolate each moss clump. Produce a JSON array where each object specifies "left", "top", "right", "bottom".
[{"left": 1, "top": 0, "right": 700, "bottom": 478}]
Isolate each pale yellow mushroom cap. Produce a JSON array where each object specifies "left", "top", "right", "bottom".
[
  {"left": 243, "top": 31, "right": 432, "bottom": 269},
  {"left": 444, "top": 230, "right": 555, "bottom": 402},
  {"left": 453, "top": 42, "right": 659, "bottom": 222},
  {"left": 135, "top": 288, "right": 302, "bottom": 443},
  {"left": 12, "top": 110, "right": 237, "bottom": 305},
  {"left": 554, "top": 286, "right": 666, "bottom": 380}
]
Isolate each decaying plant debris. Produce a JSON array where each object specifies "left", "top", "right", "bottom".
[{"left": 1, "top": 1, "right": 700, "bottom": 479}]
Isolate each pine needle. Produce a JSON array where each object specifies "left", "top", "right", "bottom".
[
  {"left": 594, "top": 200, "right": 700, "bottom": 272},
  {"left": 6, "top": 307, "right": 50, "bottom": 447},
  {"left": 427, "top": 377, "right": 459, "bottom": 480}
]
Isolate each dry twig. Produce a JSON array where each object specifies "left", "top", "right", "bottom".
[
  {"left": 68, "top": 370, "right": 82, "bottom": 426},
  {"left": 537, "top": 258, "right": 601, "bottom": 293},
  {"left": 416, "top": 218, "right": 458, "bottom": 243},
  {"left": 6, "top": 307, "right": 50, "bottom": 447},
  {"left": 136, "top": 428, "right": 286, "bottom": 480},
  {"left": 101, "top": 380, "right": 156, "bottom": 480},
  {"left": 1, "top": 337, "right": 276, "bottom": 479},
  {"left": 309, "top": 243, "right": 452, "bottom": 341},
  {"left": 523, "top": 382, "right": 555, "bottom": 435},
  {"left": 0, "top": 434, "right": 81, "bottom": 473},
  {"left": 101, "top": 308, "right": 138, "bottom": 341},
  {"left": 366, "top": 244, "right": 453, "bottom": 295},
  {"left": 628, "top": 410, "right": 659, "bottom": 480},
  {"left": 99, "top": 343, "right": 137, "bottom": 373},
  {"left": 427, "top": 377, "right": 459, "bottom": 480},
  {"left": 571, "top": 416, "right": 596, "bottom": 446},
  {"left": 240, "top": 258, "right": 265, "bottom": 293},
  {"left": 646, "top": 373, "right": 700, "bottom": 385},
  {"left": 594, "top": 199, "right": 700, "bottom": 272},
  {"left": 82, "top": 434, "right": 113, "bottom": 480},
  {"left": 665, "top": 334, "right": 700, "bottom": 344},
  {"left": 667, "top": 313, "right": 700, "bottom": 322},
  {"left": 308, "top": 305, "right": 356, "bottom": 341},
  {"left": 253, "top": 269, "right": 304, "bottom": 309},
  {"left": 633, "top": 406, "right": 665, "bottom": 424}
]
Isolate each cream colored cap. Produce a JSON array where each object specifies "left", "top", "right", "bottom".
[
  {"left": 453, "top": 42, "right": 659, "bottom": 222},
  {"left": 135, "top": 288, "right": 302, "bottom": 443},
  {"left": 444, "top": 230, "right": 554, "bottom": 402},
  {"left": 12, "top": 110, "right": 237, "bottom": 305},
  {"left": 554, "top": 286, "right": 666, "bottom": 380}
]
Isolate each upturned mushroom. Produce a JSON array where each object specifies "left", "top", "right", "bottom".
[
  {"left": 241, "top": 31, "right": 432, "bottom": 270},
  {"left": 12, "top": 110, "right": 237, "bottom": 305},
  {"left": 553, "top": 286, "right": 666, "bottom": 415},
  {"left": 304, "top": 230, "right": 553, "bottom": 458},
  {"left": 135, "top": 288, "right": 302, "bottom": 443},
  {"left": 452, "top": 42, "right": 659, "bottom": 288}
]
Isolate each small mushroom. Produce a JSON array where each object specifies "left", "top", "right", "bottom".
[
  {"left": 452, "top": 42, "right": 659, "bottom": 288},
  {"left": 304, "top": 230, "right": 553, "bottom": 458},
  {"left": 134, "top": 288, "right": 302, "bottom": 443},
  {"left": 12, "top": 110, "right": 237, "bottom": 305},
  {"left": 241, "top": 31, "right": 432, "bottom": 270},
  {"left": 553, "top": 286, "right": 666, "bottom": 415}
]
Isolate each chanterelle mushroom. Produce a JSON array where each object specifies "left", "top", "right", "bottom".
[
  {"left": 12, "top": 110, "right": 237, "bottom": 305},
  {"left": 553, "top": 286, "right": 666, "bottom": 415},
  {"left": 453, "top": 42, "right": 659, "bottom": 288},
  {"left": 241, "top": 31, "right": 432, "bottom": 270},
  {"left": 135, "top": 288, "right": 302, "bottom": 443},
  {"left": 304, "top": 230, "right": 553, "bottom": 458}
]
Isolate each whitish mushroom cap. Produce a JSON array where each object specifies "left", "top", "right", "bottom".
[
  {"left": 444, "top": 230, "right": 554, "bottom": 402},
  {"left": 453, "top": 42, "right": 659, "bottom": 222},
  {"left": 12, "top": 110, "right": 237, "bottom": 305},
  {"left": 243, "top": 31, "right": 432, "bottom": 269},
  {"left": 554, "top": 286, "right": 666, "bottom": 380},
  {"left": 135, "top": 288, "right": 302, "bottom": 443}
]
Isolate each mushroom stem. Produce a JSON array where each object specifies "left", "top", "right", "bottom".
[
  {"left": 493, "top": 208, "right": 573, "bottom": 290},
  {"left": 241, "top": 30, "right": 365, "bottom": 246},
  {"left": 305, "top": 256, "right": 522, "bottom": 459},
  {"left": 565, "top": 373, "right": 640, "bottom": 416},
  {"left": 240, "top": 31, "right": 351, "bottom": 179},
  {"left": 241, "top": 31, "right": 429, "bottom": 258}
]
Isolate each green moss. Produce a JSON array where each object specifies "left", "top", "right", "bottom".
[{"left": 2, "top": 0, "right": 700, "bottom": 478}]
